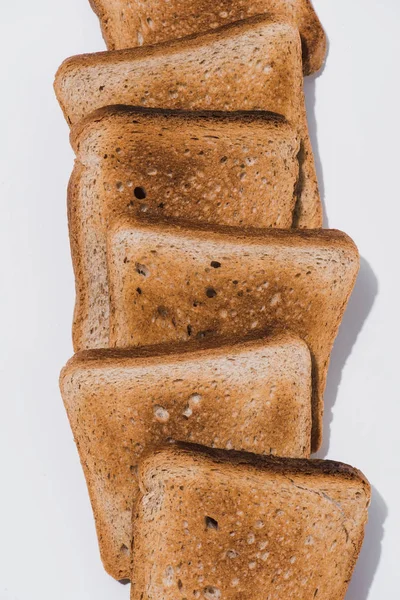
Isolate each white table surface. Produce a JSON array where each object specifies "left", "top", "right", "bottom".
[{"left": 0, "top": 0, "right": 398, "bottom": 597}]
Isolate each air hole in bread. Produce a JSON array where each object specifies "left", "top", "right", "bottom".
[
  {"left": 204, "top": 586, "right": 221, "bottom": 599},
  {"left": 196, "top": 330, "right": 216, "bottom": 340},
  {"left": 220, "top": 156, "right": 228, "bottom": 163},
  {"left": 255, "top": 520, "right": 264, "bottom": 529},
  {"left": 182, "top": 406, "right": 192, "bottom": 418},
  {"left": 163, "top": 565, "right": 174, "bottom": 587},
  {"left": 205, "top": 516, "right": 219, "bottom": 530},
  {"left": 154, "top": 405, "right": 170, "bottom": 422},
  {"left": 210, "top": 261, "right": 221, "bottom": 269},
  {"left": 177, "top": 579, "right": 183, "bottom": 590},
  {"left": 134, "top": 186, "right": 147, "bottom": 200},
  {"left": 189, "top": 393, "right": 202, "bottom": 405},
  {"left": 120, "top": 544, "right": 129, "bottom": 555},
  {"left": 135, "top": 263, "right": 150, "bottom": 277},
  {"left": 305, "top": 535, "right": 314, "bottom": 545},
  {"left": 187, "top": 324, "right": 192, "bottom": 336},
  {"left": 136, "top": 287, "right": 142, "bottom": 295},
  {"left": 206, "top": 288, "right": 217, "bottom": 298}
]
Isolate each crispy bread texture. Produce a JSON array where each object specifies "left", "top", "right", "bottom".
[
  {"left": 89, "top": 0, "right": 326, "bottom": 75},
  {"left": 55, "top": 17, "right": 321, "bottom": 229},
  {"left": 107, "top": 218, "right": 360, "bottom": 451},
  {"left": 131, "top": 443, "right": 370, "bottom": 600},
  {"left": 69, "top": 106, "right": 301, "bottom": 351},
  {"left": 60, "top": 334, "right": 312, "bottom": 579}
]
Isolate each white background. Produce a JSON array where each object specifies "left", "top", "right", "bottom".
[{"left": 0, "top": 0, "right": 398, "bottom": 597}]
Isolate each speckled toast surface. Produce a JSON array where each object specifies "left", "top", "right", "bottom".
[
  {"left": 60, "top": 334, "right": 312, "bottom": 579},
  {"left": 107, "top": 218, "right": 359, "bottom": 452},
  {"left": 69, "top": 106, "right": 301, "bottom": 351},
  {"left": 89, "top": 0, "right": 326, "bottom": 75},
  {"left": 131, "top": 443, "right": 370, "bottom": 600},
  {"left": 55, "top": 17, "right": 321, "bottom": 229}
]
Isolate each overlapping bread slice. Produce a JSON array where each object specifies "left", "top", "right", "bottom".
[
  {"left": 55, "top": 16, "right": 321, "bottom": 229},
  {"left": 60, "top": 333, "right": 312, "bottom": 580},
  {"left": 70, "top": 106, "right": 301, "bottom": 350},
  {"left": 131, "top": 443, "right": 370, "bottom": 600},
  {"left": 106, "top": 216, "right": 359, "bottom": 451},
  {"left": 89, "top": 0, "right": 326, "bottom": 75}
]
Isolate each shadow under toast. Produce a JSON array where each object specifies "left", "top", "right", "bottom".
[{"left": 346, "top": 485, "right": 387, "bottom": 599}]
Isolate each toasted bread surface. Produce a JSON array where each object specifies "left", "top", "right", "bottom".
[
  {"left": 69, "top": 106, "right": 301, "bottom": 351},
  {"left": 89, "top": 0, "right": 326, "bottom": 75},
  {"left": 55, "top": 18, "right": 302, "bottom": 127},
  {"left": 60, "top": 334, "right": 312, "bottom": 579},
  {"left": 132, "top": 443, "right": 370, "bottom": 600},
  {"left": 107, "top": 218, "right": 359, "bottom": 451},
  {"left": 55, "top": 17, "right": 321, "bottom": 229}
]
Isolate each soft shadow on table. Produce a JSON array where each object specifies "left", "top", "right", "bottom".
[
  {"left": 346, "top": 486, "right": 387, "bottom": 600},
  {"left": 315, "top": 257, "right": 378, "bottom": 458},
  {"left": 304, "top": 36, "right": 330, "bottom": 227}
]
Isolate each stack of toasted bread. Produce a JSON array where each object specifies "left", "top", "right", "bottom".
[{"left": 55, "top": 1, "right": 371, "bottom": 597}]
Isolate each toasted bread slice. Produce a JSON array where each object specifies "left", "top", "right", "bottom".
[
  {"left": 107, "top": 217, "right": 359, "bottom": 451},
  {"left": 60, "top": 333, "right": 312, "bottom": 579},
  {"left": 132, "top": 443, "right": 370, "bottom": 600},
  {"left": 69, "top": 106, "right": 301, "bottom": 351},
  {"left": 89, "top": 0, "right": 326, "bottom": 75},
  {"left": 55, "top": 16, "right": 321, "bottom": 229}
]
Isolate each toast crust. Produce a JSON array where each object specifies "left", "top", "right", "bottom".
[
  {"left": 69, "top": 106, "right": 302, "bottom": 351},
  {"left": 106, "top": 218, "right": 360, "bottom": 451},
  {"left": 132, "top": 443, "right": 370, "bottom": 600},
  {"left": 55, "top": 17, "right": 322, "bottom": 230},
  {"left": 55, "top": 17, "right": 301, "bottom": 125},
  {"left": 89, "top": 0, "right": 326, "bottom": 75},
  {"left": 60, "top": 333, "right": 312, "bottom": 579}
]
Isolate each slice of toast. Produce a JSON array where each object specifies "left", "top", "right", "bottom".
[
  {"left": 132, "top": 443, "right": 370, "bottom": 600},
  {"left": 60, "top": 333, "right": 312, "bottom": 580},
  {"left": 107, "top": 217, "right": 360, "bottom": 451},
  {"left": 89, "top": 0, "right": 326, "bottom": 75},
  {"left": 55, "top": 16, "right": 321, "bottom": 229},
  {"left": 69, "top": 106, "right": 301, "bottom": 351}
]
